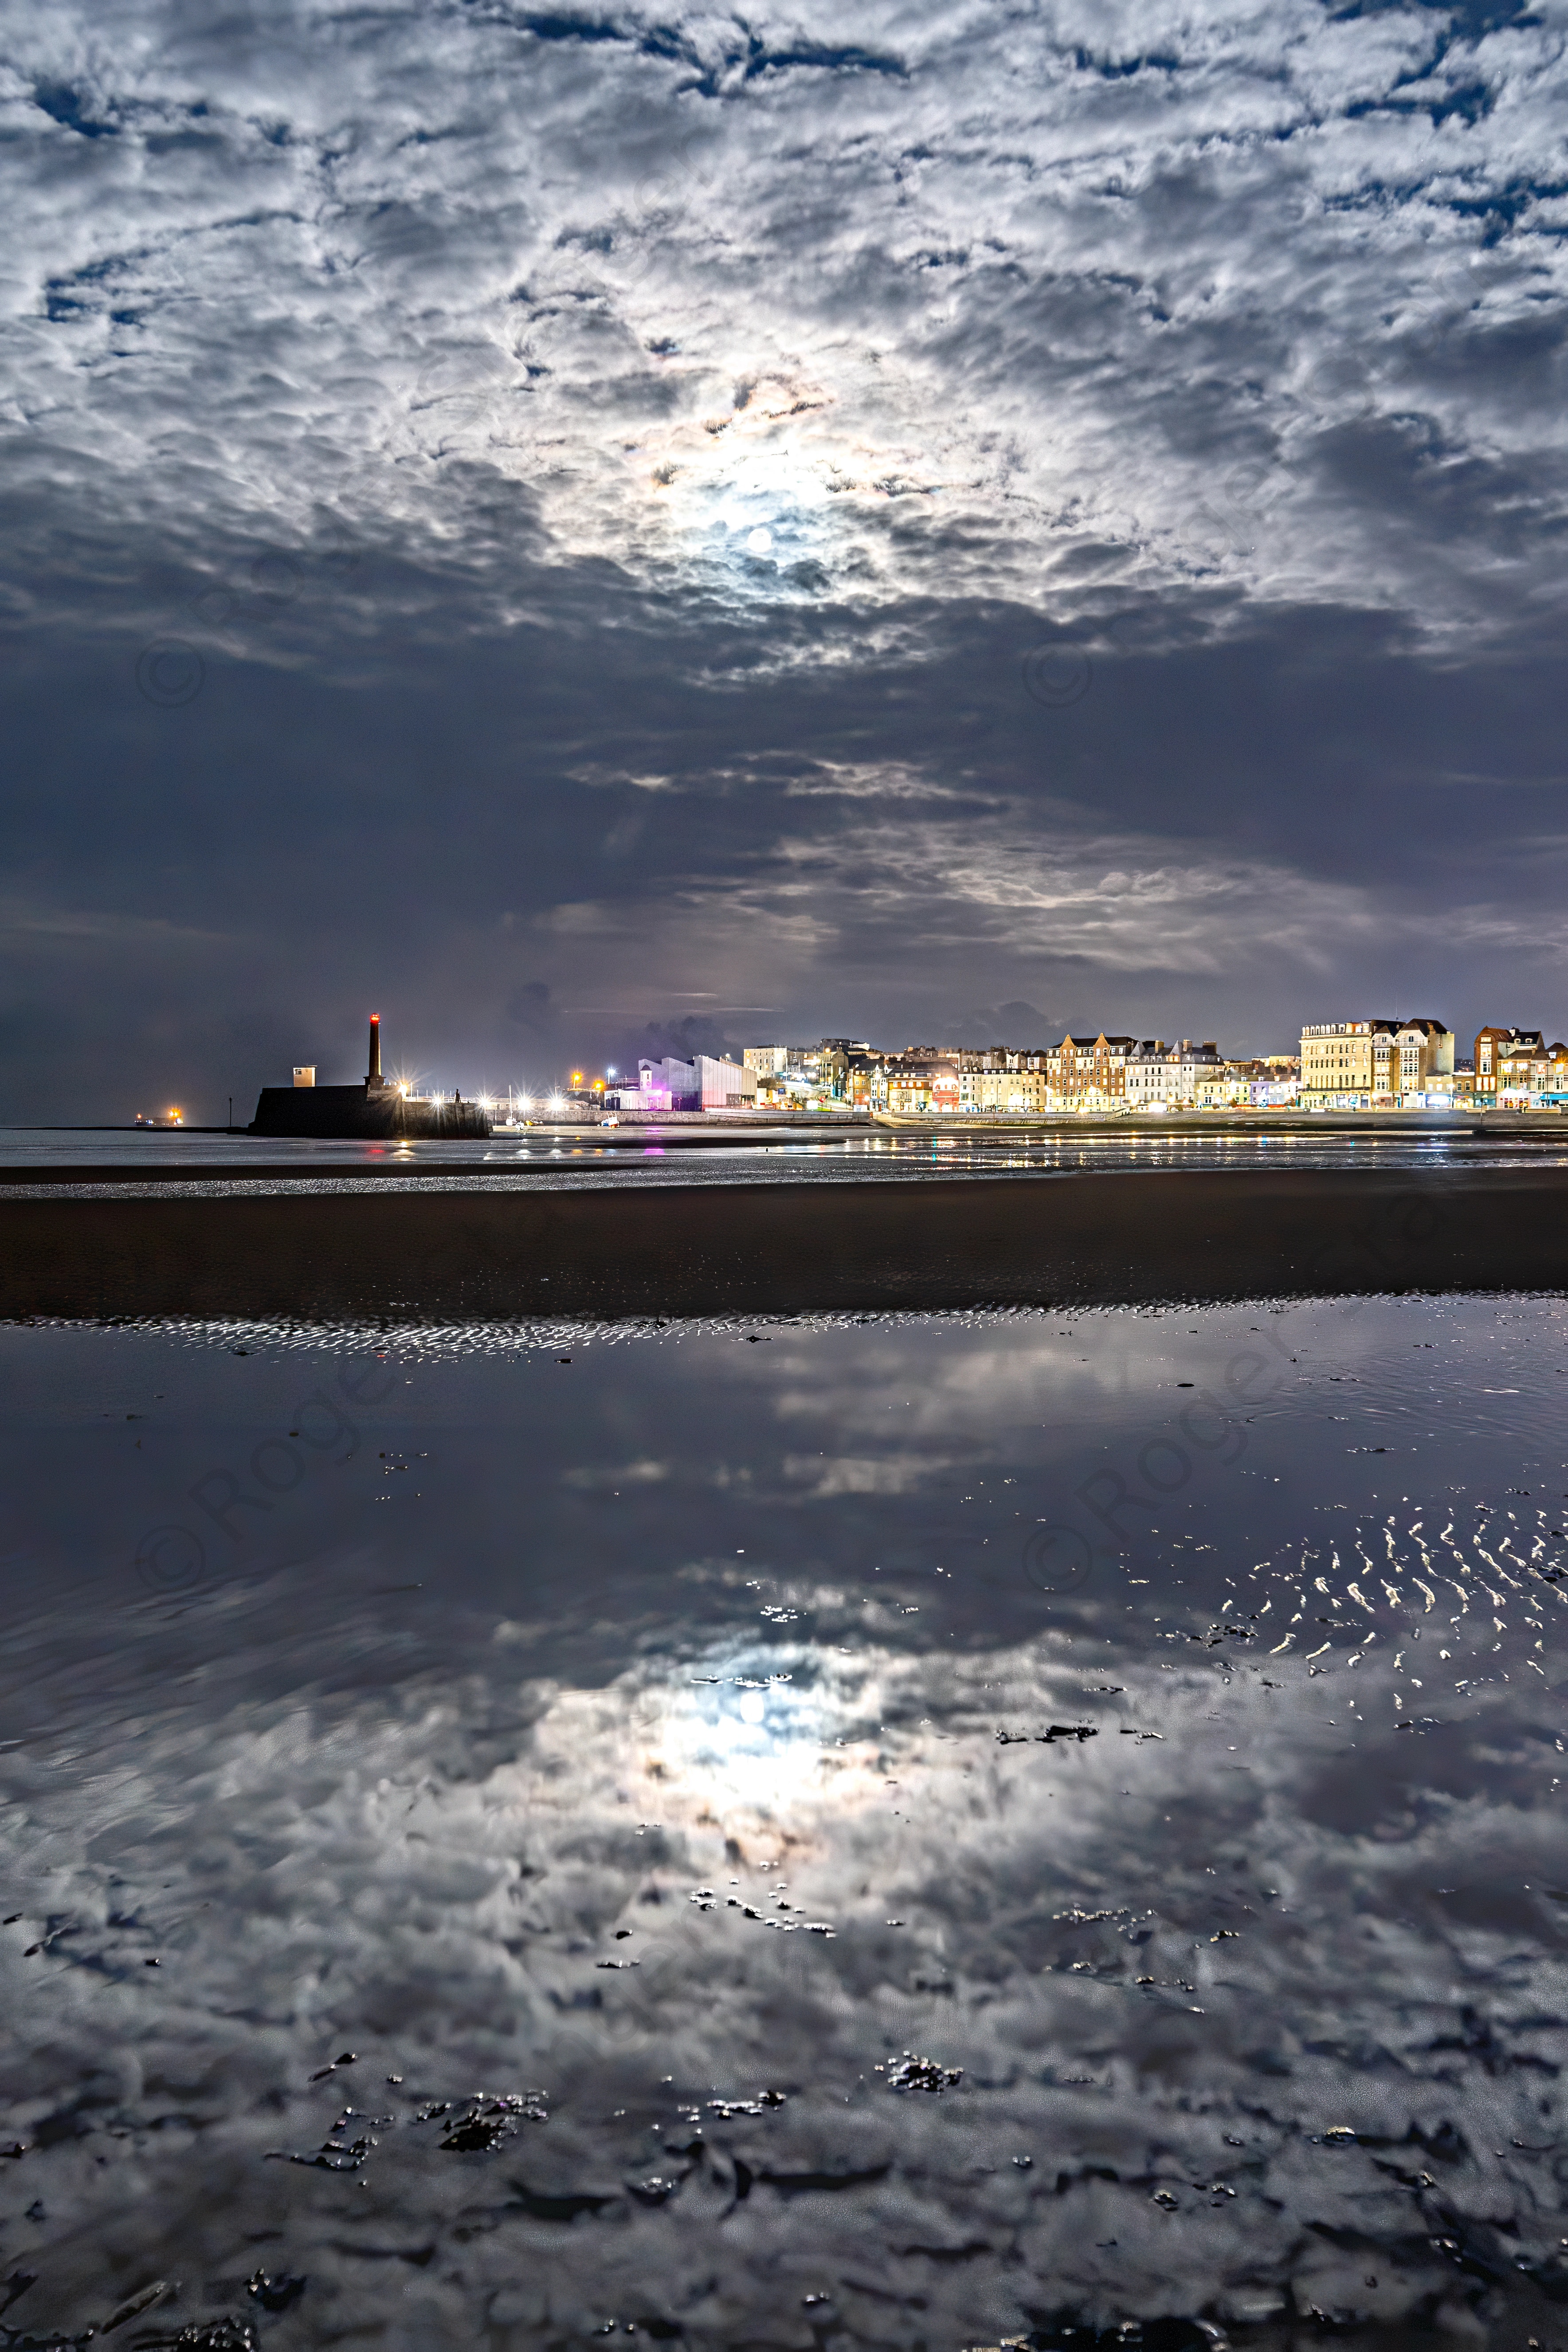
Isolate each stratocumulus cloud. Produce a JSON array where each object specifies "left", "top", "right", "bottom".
[{"left": 4, "top": 0, "right": 1567, "bottom": 1107}]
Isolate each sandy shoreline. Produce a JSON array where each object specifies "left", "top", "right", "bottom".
[{"left": 4, "top": 1163, "right": 1568, "bottom": 1321}]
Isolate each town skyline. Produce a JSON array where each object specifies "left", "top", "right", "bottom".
[
  {"left": 186, "top": 1011, "right": 1568, "bottom": 1133},
  {"left": 612, "top": 1018, "right": 1561, "bottom": 1114}
]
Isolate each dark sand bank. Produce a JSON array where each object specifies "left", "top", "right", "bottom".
[{"left": 4, "top": 1164, "right": 1568, "bottom": 1322}]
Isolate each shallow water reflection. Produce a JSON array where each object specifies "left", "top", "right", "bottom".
[{"left": 3, "top": 1297, "right": 1568, "bottom": 2347}]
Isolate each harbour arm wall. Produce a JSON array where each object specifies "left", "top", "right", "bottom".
[{"left": 249, "top": 1085, "right": 491, "bottom": 1141}]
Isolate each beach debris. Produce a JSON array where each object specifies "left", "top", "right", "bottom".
[
  {"left": 129, "top": 2321, "right": 258, "bottom": 2351},
  {"left": 245, "top": 2271, "right": 306, "bottom": 2315},
  {"left": 996, "top": 1723, "right": 1098, "bottom": 1745},
  {"left": 879, "top": 2053, "right": 963, "bottom": 2094},
  {"left": 428, "top": 2092, "right": 548, "bottom": 2151},
  {"left": 174, "top": 2327, "right": 258, "bottom": 2352},
  {"left": 309, "top": 2050, "right": 357, "bottom": 2082},
  {"left": 698, "top": 2090, "right": 788, "bottom": 2120},
  {"left": 266, "top": 2108, "right": 378, "bottom": 2172},
  {"left": 102, "top": 2281, "right": 171, "bottom": 2331}
]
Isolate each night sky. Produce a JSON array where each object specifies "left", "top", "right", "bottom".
[{"left": 5, "top": 0, "right": 1566, "bottom": 1119}]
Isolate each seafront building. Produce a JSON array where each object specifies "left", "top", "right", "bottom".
[
  {"left": 885, "top": 1057, "right": 959, "bottom": 1114},
  {"left": 1044, "top": 1034, "right": 1139, "bottom": 1112},
  {"left": 618, "top": 1054, "right": 698, "bottom": 1110},
  {"left": 1123, "top": 1040, "right": 1222, "bottom": 1110},
  {"left": 615, "top": 1053, "right": 755, "bottom": 1110},
  {"left": 1475, "top": 1026, "right": 1538, "bottom": 1102},
  {"left": 1244, "top": 1058, "right": 1301, "bottom": 1108},
  {"left": 1298, "top": 1019, "right": 1455, "bottom": 1108},
  {"left": 695, "top": 1054, "right": 753, "bottom": 1109},
  {"left": 958, "top": 1049, "right": 1051, "bottom": 1114},
  {"left": 593, "top": 1014, "right": 1568, "bottom": 1121},
  {"left": 738, "top": 1044, "right": 851, "bottom": 1105},
  {"left": 1472, "top": 1026, "right": 1568, "bottom": 1106}
]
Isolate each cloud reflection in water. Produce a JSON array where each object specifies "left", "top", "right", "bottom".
[{"left": 2, "top": 1298, "right": 1568, "bottom": 2342}]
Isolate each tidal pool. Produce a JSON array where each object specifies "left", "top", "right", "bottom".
[{"left": 1, "top": 1295, "right": 1566, "bottom": 2348}]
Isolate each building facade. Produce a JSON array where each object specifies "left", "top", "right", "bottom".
[
  {"left": 1474, "top": 1028, "right": 1568, "bottom": 1105},
  {"left": 1044, "top": 1034, "right": 1137, "bottom": 1113},
  {"left": 1391, "top": 1020, "right": 1453, "bottom": 1103},
  {"left": 1123, "top": 1040, "right": 1223, "bottom": 1109},
  {"left": 1248, "top": 1057, "right": 1301, "bottom": 1107},
  {"left": 741, "top": 1045, "right": 831, "bottom": 1106},
  {"left": 1474, "top": 1027, "right": 1545, "bottom": 1105},
  {"left": 885, "top": 1055, "right": 960, "bottom": 1114},
  {"left": 1300, "top": 1019, "right": 1454, "bottom": 1107},
  {"left": 956, "top": 1047, "right": 1051, "bottom": 1113},
  {"left": 695, "top": 1054, "right": 754, "bottom": 1109},
  {"left": 620, "top": 1055, "right": 700, "bottom": 1110}
]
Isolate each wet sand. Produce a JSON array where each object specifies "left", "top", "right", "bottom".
[{"left": 4, "top": 1162, "right": 1568, "bottom": 1321}]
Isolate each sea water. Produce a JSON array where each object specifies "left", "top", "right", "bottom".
[{"left": 1, "top": 1295, "right": 1566, "bottom": 2346}]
